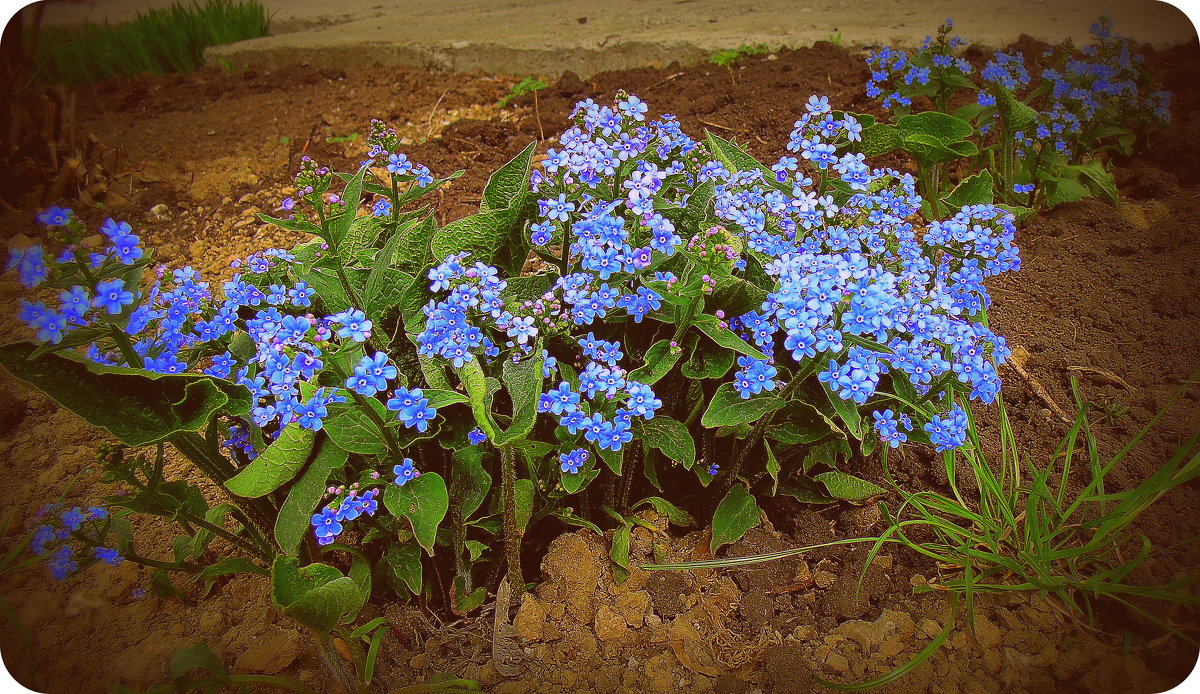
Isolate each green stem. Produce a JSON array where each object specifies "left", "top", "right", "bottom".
[
  {"left": 169, "top": 432, "right": 277, "bottom": 551},
  {"left": 350, "top": 391, "right": 405, "bottom": 464},
  {"left": 176, "top": 509, "right": 273, "bottom": 564},
  {"left": 499, "top": 444, "right": 524, "bottom": 599},
  {"left": 725, "top": 368, "right": 808, "bottom": 484}
]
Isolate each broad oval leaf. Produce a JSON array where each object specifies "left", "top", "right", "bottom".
[
  {"left": 628, "top": 339, "right": 683, "bottom": 385},
  {"left": 0, "top": 342, "right": 251, "bottom": 448},
  {"left": 225, "top": 425, "right": 317, "bottom": 498},
  {"left": 814, "top": 470, "right": 886, "bottom": 502},
  {"left": 270, "top": 556, "right": 362, "bottom": 633},
  {"left": 383, "top": 472, "right": 449, "bottom": 555},
  {"left": 710, "top": 484, "right": 761, "bottom": 553},
  {"left": 692, "top": 314, "right": 767, "bottom": 360},
  {"left": 638, "top": 416, "right": 695, "bottom": 468},
  {"left": 323, "top": 398, "right": 391, "bottom": 455},
  {"left": 275, "top": 439, "right": 348, "bottom": 555},
  {"left": 480, "top": 141, "right": 537, "bottom": 212},
  {"left": 495, "top": 349, "right": 544, "bottom": 446},
  {"left": 701, "top": 383, "right": 784, "bottom": 428}
]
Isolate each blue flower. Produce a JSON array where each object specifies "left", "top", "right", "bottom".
[
  {"left": 311, "top": 507, "right": 343, "bottom": 545},
  {"left": 559, "top": 448, "right": 589, "bottom": 474},
  {"left": 393, "top": 458, "right": 417, "bottom": 486},
  {"left": 92, "top": 279, "right": 134, "bottom": 315},
  {"left": 387, "top": 387, "right": 437, "bottom": 431},
  {"left": 733, "top": 357, "right": 778, "bottom": 398},
  {"left": 468, "top": 427, "right": 487, "bottom": 445},
  {"left": 60, "top": 507, "right": 86, "bottom": 531},
  {"left": 330, "top": 309, "right": 372, "bottom": 342},
  {"left": 94, "top": 547, "right": 123, "bottom": 565},
  {"left": 36, "top": 206, "right": 72, "bottom": 226},
  {"left": 48, "top": 546, "right": 76, "bottom": 580},
  {"left": 530, "top": 222, "right": 553, "bottom": 246}
]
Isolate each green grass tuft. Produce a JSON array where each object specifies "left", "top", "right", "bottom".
[
  {"left": 498, "top": 77, "right": 548, "bottom": 107},
  {"left": 27, "top": 0, "right": 271, "bottom": 85}
]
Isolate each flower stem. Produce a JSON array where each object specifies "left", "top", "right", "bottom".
[{"left": 499, "top": 443, "right": 524, "bottom": 599}]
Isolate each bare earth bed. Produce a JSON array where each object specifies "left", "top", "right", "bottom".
[{"left": 0, "top": 37, "right": 1198, "bottom": 694}]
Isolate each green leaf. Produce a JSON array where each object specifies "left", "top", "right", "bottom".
[
  {"left": 610, "top": 523, "right": 631, "bottom": 577},
  {"left": 902, "top": 133, "right": 970, "bottom": 167},
  {"left": 822, "top": 383, "right": 864, "bottom": 440},
  {"left": 275, "top": 439, "right": 348, "bottom": 555},
  {"left": 704, "top": 132, "right": 782, "bottom": 191},
  {"left": 270, "top": 556, "right": 362, "bottom": 633},
  {"left": 551, "top": 508, "right": 602, "bottom": 535},
  {"left": 992, "top": 86, "right": 1037, "bottom": 132},
  {"left": 480, "top": 141, "right": 537, "bottom": 212},
  {"left": 1068, "top": 161, "right": 1118, "bottom": 204},
  {"left": 765, "top": 441, "right": 781, "bottom": 495},
  {"left": 708, "top": 277, "right": 769, "bottom": 318},
  {"left": 858, "top": 123, "right": 904, "bottom": 158},
  {"left": 329, "top": 166, "right": 367, "bottom": 247},
  {"left": 0, "top": 342, "right": 250, "bottom": 448},
  {"left": 637, "top": 416, "right": 695, "bottom": 468},
  {"left": 340, "top": 215, "right": 384, "bottom": 262},
  {"left": 385, "top": 542, "right": 423, "bottom": 595},
  {"left": 682, "top": 339, "right": 734, "bottom": 379},
  {"left": 423, "top": 388, "right": 469, "bottom": 409},
  {"left": 454, "top": 580, "right": 488, "bottom": 615},
  {"left": 464, "top": 540, "right": 489, "bottom": 562},
  {"left": 430, "top": 208, "right": 523, "bottom": 273},
  {"left": 323, "top": 398, "right": 391, "bottom": 455},
  {"left": 895, "top": 111, "right": 974, "bottom": 143},
  {"left": 389, "top": 214, "right": 438, "bottom": 274},
  {"left": 1043, "top": 176, "right": 1091, "bottom": 208},
  {"left": 951, "top": 102, "right": 986, "bottom": 123},
  {"left": 634, "top": 496, "right": 696, "bottom": 526},
  {"left": 224, "top": 425, "right": 316, "bottom": 498},
  {"left": 170, "top": 642, "right": 230, "bottom": 686},
  {"left": 701, "top": 383, "right": 784, "bottom": 428},
  {"left": 495, "top": 349, "right": 544, "bottom": 446},
  {"left": 941, "top": 169, "right": 995, "bottom": 210},
  {"left": 692, "top": 314, "right": 767, "bottom": 360},
  {"left": 710, "top": 484, "right": 761, "bottom": 553},
  {"left": 627, "top": 339, "right": 683, "bottom": 385},
  {"left": 514, "top": 478, "right": 534, "bottom": 531},
  {"left": 780, "top": 479, "right": 836, "bottom": 504},
  {"left": 814, "top": 470, "right": 886, "bottom": 502},
  {"left": 150, "top": 568, "right": 185, "bottom": 600},
  {"left": 452, "top": 447, "right": 492, "bottom": 520},
  {"left": 597, "top": 445, "right": 622, "bottom": 475},
  {"left": 502, "top": 274, "right": 555, "bottom": 305},
  {"left": 383, "top": 473, "right": 449, "bottom": 555},
  {"left": 256, "top": 212, "right": 323, "bottom": 237}
]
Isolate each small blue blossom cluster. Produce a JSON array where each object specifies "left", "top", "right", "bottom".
[
  {"left": 29, "top": 503, "right": 120, "bottom": 580},
  {"left": 8, "top": 210, "right": 150, "bottom": 346},
  {"left": 867, "top": 17, "right": 1170, "bottom": 161},
  {"left": 510, "top": 92, "right": 1018, "bottom": 454},
  {"left": 866, "top": 20, "right": 973, "bottom": 111},
  {"left": 310, "top": 487, "right": 380, "bottom": 546}
]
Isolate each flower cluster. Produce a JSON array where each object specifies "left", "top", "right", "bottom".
[
  {"left": 515, "top": 92, "right": 1018, "bottom": 453},
  {"left": 29, "top": 503, "right": 120, "bottom": 580},
  {"left": 866, "top": 20, "right": 974, "bottom": 111},
  {"left": 311, "top": 487, "right": 380, "bottom": 546}
]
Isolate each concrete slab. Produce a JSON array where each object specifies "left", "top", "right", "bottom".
[{"left": 36, "top": 0, "right": 1199, "bottom": 78}]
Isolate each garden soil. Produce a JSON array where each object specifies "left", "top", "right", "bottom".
[{"left": 0, "top": 37, "right": 1198, "bottom": 694}]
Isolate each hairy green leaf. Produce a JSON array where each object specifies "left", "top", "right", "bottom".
[
  {"left": 710, "top": 484, "right": 761, "bottom": 552},
  {"left": 225, "top": 425, "right": 316, "bottom": 498}
]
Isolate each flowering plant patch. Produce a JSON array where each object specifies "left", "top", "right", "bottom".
[
  {"left": 862, "top": 16, "right": 1170, "bottom": 213},
  {"left": 3, "top": 89, "right": 1020, "bottom": 677}
]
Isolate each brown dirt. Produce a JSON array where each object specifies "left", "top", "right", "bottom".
[{"left": 0, "top": 37, "right": 1197, "bottom": 694}]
